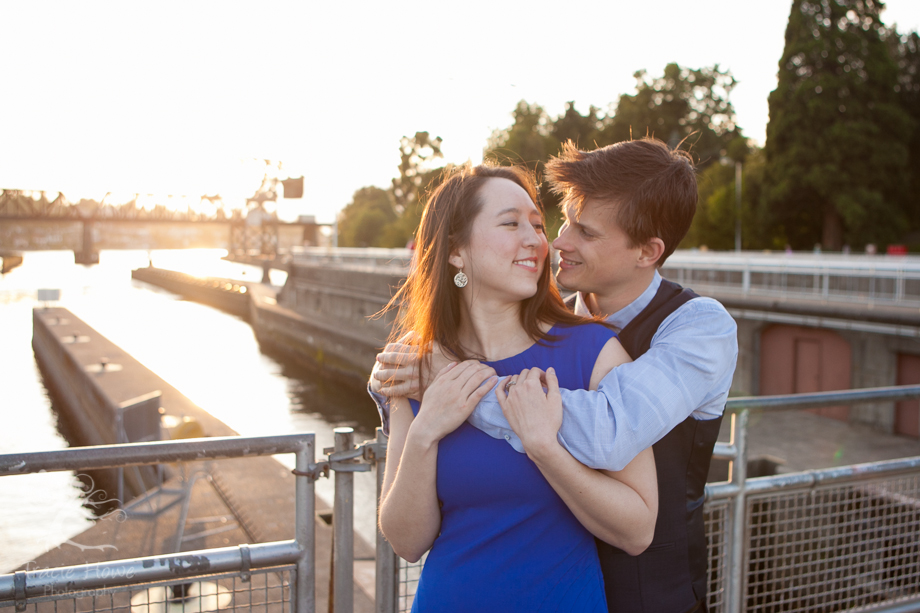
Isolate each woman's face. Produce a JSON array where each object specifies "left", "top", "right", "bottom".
[{"left": 451, "top": 177, "right": 548, "bottom": 304}]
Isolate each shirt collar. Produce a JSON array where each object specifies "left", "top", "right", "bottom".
[{"left": 572, "top": 270, "right": 662, "bottom": 332}]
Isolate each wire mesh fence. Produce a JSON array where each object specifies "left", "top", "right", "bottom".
[
  {"left": 0, "top": 566, "right": 295, "bottom": 613},
  {"left": 743, "top": 474, "right": 920, "bottom": 613}
]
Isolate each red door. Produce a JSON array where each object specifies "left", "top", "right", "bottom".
[
  {"left": 760, "top": 325, "right": 851, "bottom": 421},
  {"left": 896, "top": 354, "right": 920, "bottom": 438}
]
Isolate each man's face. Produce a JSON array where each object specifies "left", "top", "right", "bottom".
[{"left": 552, "top": 198, "right": 644, "bottom": 297}]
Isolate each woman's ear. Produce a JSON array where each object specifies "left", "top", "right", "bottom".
[{"left": 448, "top": 252, "right": 464, "bottom": 270}]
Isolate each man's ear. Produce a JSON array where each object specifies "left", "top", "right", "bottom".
[{"left": 637, "top": 238, "right": 665, "bottom": 269}]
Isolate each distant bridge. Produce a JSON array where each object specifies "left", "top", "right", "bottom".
[{"left": 0, "top": 189, "right": 323, "bottom": 263}]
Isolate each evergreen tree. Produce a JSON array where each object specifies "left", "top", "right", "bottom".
[
  {"left": 761, "top": 0, "right": 913, "bottom": 251},
  {"left": 887, "top": 29, "right": 920, "bottom": 237}
]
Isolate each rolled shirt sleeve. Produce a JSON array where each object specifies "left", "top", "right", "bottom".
[
  {"left": 368, "top": 384, "right": 392, "bottom": 435},
  {"left": 466, "top": 297, "right": 738, "bottom": 471}
]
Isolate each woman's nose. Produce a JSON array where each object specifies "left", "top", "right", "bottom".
[{"left": 522, "top": 225, "right": 541, "bottom": 247}]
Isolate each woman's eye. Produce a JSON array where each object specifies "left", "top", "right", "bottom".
[
  {"left": 502, "top": 221, "right": 518, "bottom": 227},
  {"left": 533, "top": 224, "right": 545, "bottom": 232}
]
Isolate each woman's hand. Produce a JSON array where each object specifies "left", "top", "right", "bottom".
[
  {"left": 411, "top": 360, "right": 497, "bottom": 446},
  {"left": 495, "top": 367, "right": 562, "bottom": 459}
]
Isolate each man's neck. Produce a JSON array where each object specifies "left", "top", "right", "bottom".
[{"left": 584, "top": 270, "right": 657, "bottom": 317}]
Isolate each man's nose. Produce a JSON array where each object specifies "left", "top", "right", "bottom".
[{"left": 553, "top": 223, "right": 570, "bottom": 251}]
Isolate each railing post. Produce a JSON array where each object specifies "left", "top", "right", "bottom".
[
  {"left": 725, "top": 409, "right": 748, "bottom": 613},
  {"left": 295, "top": 434, "right": 316, "bottom": 613},
  {"left": 333, "top": 427, "right": 355, "bottom": 613},
  {"left": 374, "top": 428, "right": 397, "bottom": 613}
]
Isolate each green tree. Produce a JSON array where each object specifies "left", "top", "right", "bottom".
[
  {"left": 337, "top": 186, "right": 397, "bottom": 247},
  {"left": 550, "top": 101, "right": 602, "bottom": 151},
  {"left": 761, "top": 0, "right": 913, "bottom": 251},
  {"left": 379, "top": 132, "right": 448, "bottom": 248},
  {"left": 684, "top": 140, "right": 769, "bottom": 250},
  {"left": 598, "top": 63, "right": 739, "bottom": 167},
  {"left": 391, "top": 131, "right": 443, "bottom": 211},
  {"left": 485, "top": 101, "right": 568, "bottom": 236},
  {"left": 887, "top": 28, "right": 920, "bottom": 236},
  {"left": 486, "top": 101, "right": 557, "bottom": 167}
]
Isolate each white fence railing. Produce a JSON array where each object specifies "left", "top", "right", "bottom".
[{"left": 290, "top": 248, "right": 920, "bottom": 309}]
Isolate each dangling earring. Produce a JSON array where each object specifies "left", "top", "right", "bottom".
[{"left": 454, "top": 266, "right": 468, "bottom": 288}]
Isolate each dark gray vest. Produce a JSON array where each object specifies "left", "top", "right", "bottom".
[{"left": 593, "top": 279, "right": 722, "bottom": 613}]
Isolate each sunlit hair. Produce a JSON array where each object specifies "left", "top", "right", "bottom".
[
  {"left": 383, "top": 163, "right": 589, "bottom": 370},
  {"left": 546, "top": 138, "right": 697, "bottom": 266}
]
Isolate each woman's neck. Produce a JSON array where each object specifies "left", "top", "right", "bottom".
[{"left": 457, "top": 299, "right": 536, "bottom": 361}]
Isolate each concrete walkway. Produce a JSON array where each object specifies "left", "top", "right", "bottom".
[{"left": 736, "top": 409, "right": 920, "bottom": 474}]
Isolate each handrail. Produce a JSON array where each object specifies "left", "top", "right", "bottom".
[
  {"left": 0, "top": 433, "right": 318, "bottom": 613},
  {"left": 724, "top": 383, "right": 920, "bottom": 413},
  {"left": 0, "top": 433, "right": 315, "bottom": 476}
]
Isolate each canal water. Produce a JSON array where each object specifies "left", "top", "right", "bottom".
[{"left": 0, "top": 249, "right": 381, "bottom": 572}]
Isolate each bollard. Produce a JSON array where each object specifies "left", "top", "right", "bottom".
[
  {"left": 374, "top": 428, "right": 397, "bottom": 613},
  {"left": 333, "top": 427, "right": 354, "bottom": 613}
]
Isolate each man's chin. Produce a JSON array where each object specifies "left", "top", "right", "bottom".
[{"left": 555, "top": 269, "right": 580, "bottom": 292}]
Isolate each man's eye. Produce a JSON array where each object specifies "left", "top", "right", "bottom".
[
  {"left": 502, "top": 221, "right": 519, "bottom": 227},
  {"left": 533, "top": 223, "right": 545, "bottom": 232}
]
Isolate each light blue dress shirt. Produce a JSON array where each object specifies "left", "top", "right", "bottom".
[{"left": 370, "top": 271, "right": 738, "bottom": 472}]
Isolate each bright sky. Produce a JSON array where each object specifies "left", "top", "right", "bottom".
[{"left": 2, "top": 1, "right": 918, "bottom": 224}]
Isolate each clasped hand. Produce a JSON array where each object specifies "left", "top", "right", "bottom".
[
  {"left": 411, "top": 361, "right": 497, "bottom": 444},
  {"left": 495, "top": 367, "right": 563, "bottom": 457}
]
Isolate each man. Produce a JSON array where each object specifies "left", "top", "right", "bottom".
[{"left": 371, "top": 138, "right": 737, "bottom": 613}]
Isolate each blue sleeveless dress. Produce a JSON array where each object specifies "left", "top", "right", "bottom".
[{"left": 408, "top": 323, "right": 615, "bottom": 612}]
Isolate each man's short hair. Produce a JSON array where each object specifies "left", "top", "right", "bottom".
[{"left": 545, "top": 138, "right": 697, "bottom": 265}]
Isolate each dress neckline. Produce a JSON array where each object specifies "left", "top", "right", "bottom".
[{"left": 483, "top": 323, "right": 561, "bottom": 367}]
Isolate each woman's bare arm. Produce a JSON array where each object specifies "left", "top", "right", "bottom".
[
  {"left": 496, "top": 338, "right": 659, "bottom": 554},
  {"left": 378, "top": 361, "right": 496, "bottom": 562}
]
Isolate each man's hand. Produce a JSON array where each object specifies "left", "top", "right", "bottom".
[
  {"left": 411, "top": 361, "right": 497, "bottom": 445},
  {"left": 371, "top": 334, "right": 421, "bottom": 399},
  {"left": 370, "top": 335, "right": 455, "bottom": 401},
  {"left": 495, "top": 367, "right": 562, "bottom": 459}
]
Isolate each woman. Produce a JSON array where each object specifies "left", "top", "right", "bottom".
[{"left": 377, "top": 164, "right": 657, "bottom": 612}]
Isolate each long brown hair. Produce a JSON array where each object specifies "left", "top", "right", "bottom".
[{"left": 383, "top": 163, "right": 589, "bottom": 369}]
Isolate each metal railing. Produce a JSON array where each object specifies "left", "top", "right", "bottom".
[
  {"left": 391, "top": 385, "right": 920, "bottom": 613},
  {"left": 662, "top": 251, "right": 920, "bottom": 308},
  {"left": 0, "top": 433, "right": 322, "bottom": 613},
  {"left": 290, "top": 247, "right": 413, "bottom": 272},
  {"left": 288, "top": 248, "right": 920, "bottom": 309},
  {"left": 3, "top": 388, "right": 920, "bottom": 613}
]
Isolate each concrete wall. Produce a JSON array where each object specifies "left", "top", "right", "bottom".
[
  {"left": 31, "top": 309, "right": 159, "bottom": 498},
  {"left": 279, "top": 262, "right": 404, "bottom": 343},
  {"left": 254, "top": 262, "right": 406, "bottom": 384}
]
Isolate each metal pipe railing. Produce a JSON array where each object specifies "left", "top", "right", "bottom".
[
  {"left": 0, "top": 434, "right": 319, "bottom": 613},
  {"left": 333, "top": 428, "right": 355, "bottom": 613},
  {"left": 0, "top": 541, "right": 300, "bottom": 601},
  {"left": 0, "top": 433, "right": 314, "bottom": 475},
  {"left": 374, "top": 428, "right": 397, "bottom": 613},
  {"left": 706, "top": 384, "right": 920, "bottom": 613},
  {"left": 4, "top": 385, "right": 920, "bottom": 613}
]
